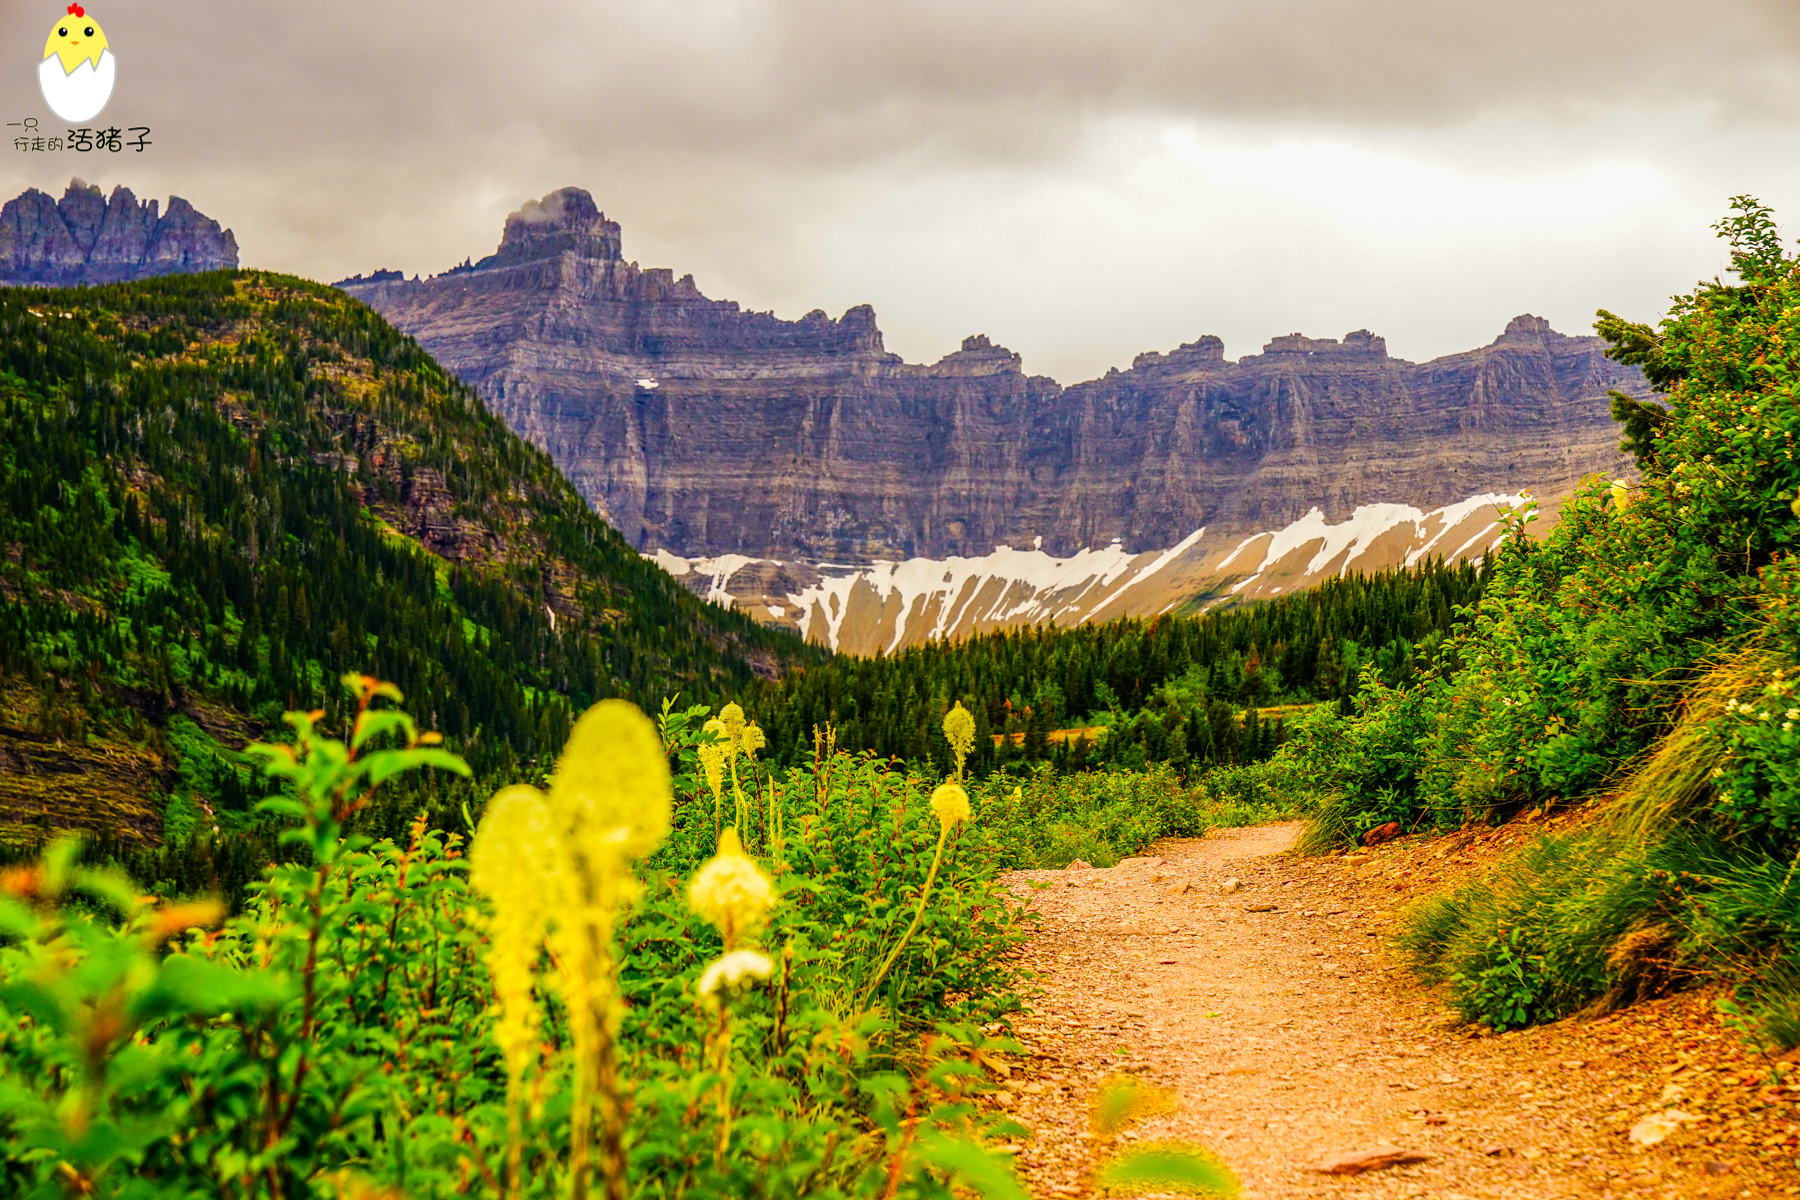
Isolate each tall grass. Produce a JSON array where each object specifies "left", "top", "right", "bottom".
[{"left": 1396, "top": 652, "right": 1800, "bottom": 1041}]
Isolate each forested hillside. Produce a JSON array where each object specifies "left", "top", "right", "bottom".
[{"left": 0, "top": 271, "right": 816, "bottom": 853}]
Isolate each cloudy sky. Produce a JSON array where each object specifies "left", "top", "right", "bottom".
[{"left": 4, "top": 0, "right": 1799, "bottom": 381}]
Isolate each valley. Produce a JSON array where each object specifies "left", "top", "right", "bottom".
[{"left": 1, "top": 179, "right": 1795, "bottom": 1200}]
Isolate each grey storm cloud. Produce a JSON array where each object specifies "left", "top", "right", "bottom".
[
  {"left": 2, "top": 0, "right": 1799, "bottom": 376},
  {"left": 106, "top": 1, "right": 1800, "bottom": 157}
]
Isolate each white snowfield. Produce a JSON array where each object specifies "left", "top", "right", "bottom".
[{"left": 649, "top": 492, "right": 1529, "bottom": 656}]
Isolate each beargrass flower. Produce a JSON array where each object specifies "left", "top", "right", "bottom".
[
  {"left": 550, "top": 700, "right": 672, "bottom": 872},
  {"left": 697, "top": 949, "right": 773, "bottom": 997},
  {"left": 741, "top": 720, "right": 766, "bottom": 756},
  {"left": 543, "top": 700, "right": 672, "bottom": 1200},
  {"left": 469, "top": 785, "right": 554, "bottom": 1198},
  {"left": 931, "top": 782, "right": 971, "bottom": 831},
  {"left": 689, "top": 827, "right": 775, "bottom": 948},
  {"left": 719, "top": 702, "right": 746, "bottom": 746},
  {"left": 860, "top": 777, "right": 973, "bottom": 1007},
  {"left": 943, "top": 702, "right": 976, "bottom": 779},
  {"left": 698, "top": 742, "right": 726, "bottom": 808},
  {"left": 469, "top": 785, "right": 553, "bottom": 1086}
]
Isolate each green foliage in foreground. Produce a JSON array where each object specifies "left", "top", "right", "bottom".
[
  {"left": 1293, "top": 198, "right": 1800, "bottom": 1038},
  {"left": 0, "top": 676, "right": 1061, "bottom": 1199}
]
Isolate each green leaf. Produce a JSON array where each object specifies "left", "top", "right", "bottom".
[
  {"left": 1097, "top": 1143, "right": 1239, "bottom": 1196},
  {"left": 71, "top": 865, "right": 142, "bottom": 917},
  {"left": 0, "top": 896, "right": 40, "bottom": 940},
  {"left": 355, "top": 747, "right": 471, "bottom": 789},
  {"left": 39, "top": 837, "right": 83, "bottom": 898},
  {"left": 913, "top": 1131, "right": 1031, "bottom": 1200},
  {"left": 351, "top": 709, "right": 416, "bottom": 752},
  {"left": 129, "top": 955, "right": 291, "bottom": 1022},
  {"left": 0, "top": 980, "right": 70, "bottom": 1035}
]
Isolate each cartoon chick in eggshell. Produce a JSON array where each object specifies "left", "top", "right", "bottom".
[{"left": 39, "top": 4, "right": 114, "bottom": 124}]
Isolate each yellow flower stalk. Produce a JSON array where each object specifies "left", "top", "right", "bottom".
[
  {"left": 706, "top": 703, "right": 753, "bottom": 834},
  {"left": 738, "top": 719, "right": 777, "bottom": 854},
  {"left": 930, "top": 782, "right": 971, "bottom": 830},
  {"left": 551, "top": 699, "right": 671, "bottom": 866},
  {"left": 860, "top": 782, "right": 971, "bottom": 1007},
  {"left": 469, "top": 785, "right": 553, "bottom": 1200},
  {"left": 689, "top": 828, "right": 775, "bottom": 950},
  {"left": 697, "top": 742, "right": 727, "bottom": 832},
  {"left": 688, "top": 825, "right": 780, "bottom": 1169},
  {"left": 942, "top": 702, "right": 976, "bottom": 780},
  {"left": 719, "top": 702, "right": 746, "bottom": 746},
  {"left": 543, "top": 699, "right": 672, "bottom": 1200}
]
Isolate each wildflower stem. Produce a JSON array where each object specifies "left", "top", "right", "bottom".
[
  {"left": 860, "top": 821, "right": 949, "bottom": 1008},
  {"left": 595, "top": 999, "right": 628, "bottom": 1200},
  {"left": 730, "top": 754, "right": 745, "bottom": 837},
  {"left": 706, "top": 998, "right": 735, "bottom": 1171}
]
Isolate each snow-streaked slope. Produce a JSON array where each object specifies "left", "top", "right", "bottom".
[{"left": 651, "top": 493, "right": 1528, "bottom": 655}]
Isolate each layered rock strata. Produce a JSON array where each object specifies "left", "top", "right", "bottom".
[
  {"left": 0, "top": 179, "right": 237, "bottom": 286},
  {"left": 341, "top": 186, "right": 1647, "bottom": 574}
]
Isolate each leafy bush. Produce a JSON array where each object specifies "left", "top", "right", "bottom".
[
  {"left": 1301, "top": 198, "right": 1800, "bottom": 1038},
  {"left": 973, "top": 756, "right": 1300, "bottom": 870}
]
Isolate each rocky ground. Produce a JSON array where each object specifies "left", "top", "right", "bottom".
[{"left": 994, "top": 822, "right": 1800, "bottom": 1199}]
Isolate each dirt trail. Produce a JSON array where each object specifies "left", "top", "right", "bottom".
[{"left": 998, "top": 823, "right": 1798, "bottom": 1199}]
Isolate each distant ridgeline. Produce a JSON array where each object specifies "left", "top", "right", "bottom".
[
  {"left": 0, "top": 270, "right": 814, "bottom": 878},
  {"left": 748, "top": 556, "right": 1486, "bottom": 779},
  {"left": 340, "top": 185, "right": 1648, "bottom": 577},
  {"left": 0, "top": 178, "right": 237, "bottom": 286}
]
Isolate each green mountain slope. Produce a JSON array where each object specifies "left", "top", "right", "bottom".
[{"left": 0, "top": 270, "right": 818, "bottom": 849}]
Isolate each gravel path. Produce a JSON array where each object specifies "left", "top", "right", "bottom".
[{"left": 997, "top": 822, "right": 1798, "bottom": 1199}]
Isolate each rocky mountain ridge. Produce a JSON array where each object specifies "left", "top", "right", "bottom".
[
  {"left": 339, "top": 186, "right": 1648, "bottom": 575},
  {"left": 653, "top": 489, "right": 1529, "bottom": 654},
  {"left": 0, "top": 178, "right": 237, "bottom": 286}
]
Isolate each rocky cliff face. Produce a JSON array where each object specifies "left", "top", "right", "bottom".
[
  {"left": 341, "top": 186, "right": 1647, "bottom": 566},
  {"left": 0, "top": 179, "right": 238, "bottom": 286}
]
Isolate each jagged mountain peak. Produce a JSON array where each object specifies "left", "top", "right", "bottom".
[
  {"left": 0, "top": 179, "right": 237, "bottom": 286},
  {"left": 1493, "top": 313, "right": 1561, "bottom": 346},
  {"left": 1254, "top": 329, "right": 1389, "bottom": 361},
  {"left": 476, "top": 185, "right": 622, "bottom": 270}
]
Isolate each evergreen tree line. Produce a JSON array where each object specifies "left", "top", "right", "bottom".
[{"left": 747, "top": 555, "right": 1489, "bottom": 779}]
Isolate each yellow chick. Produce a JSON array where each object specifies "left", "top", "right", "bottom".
[{"left": 39, "top": 4, "right": 115, "bottom": 124}]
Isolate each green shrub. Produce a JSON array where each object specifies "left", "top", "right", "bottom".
[{"left": 973, "top": 755, "right": 1300, "bottom": 870}]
